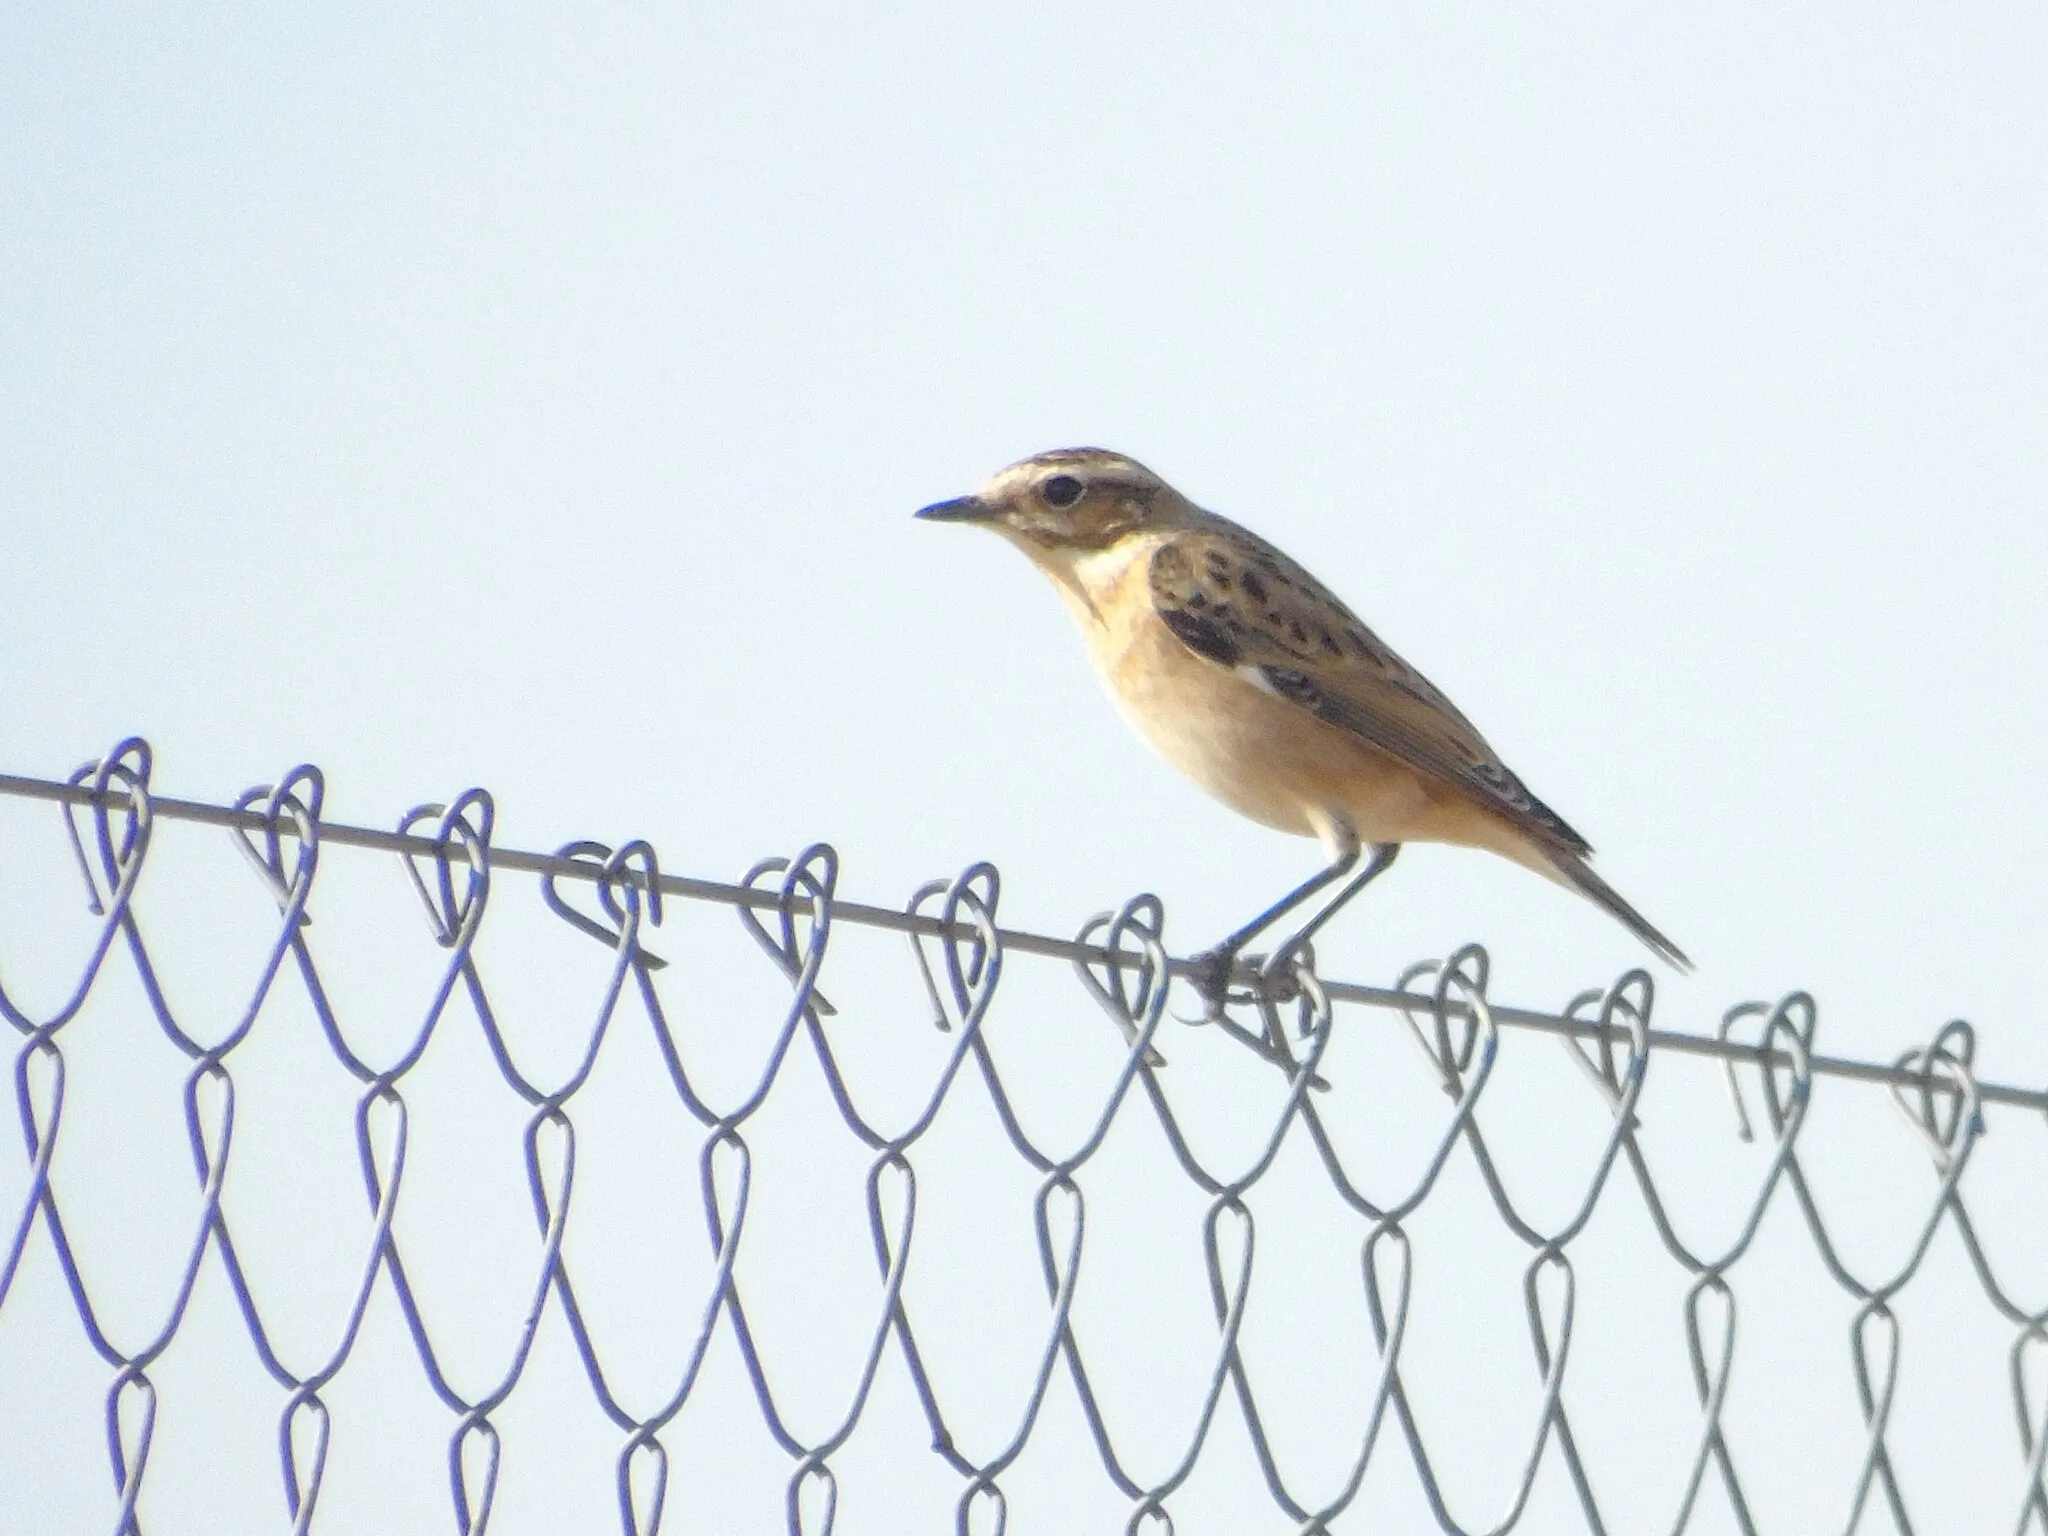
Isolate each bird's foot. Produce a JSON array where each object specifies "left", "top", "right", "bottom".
[
  {"left": 1174, "top": 947, "right": 1332, "bottom": 1089},
  {"left": 1178, "top": 946, "right": 1302, "bottom": 1023},
  {"left": 1178, "top": 945, "right": 1245, "bottom": 1024},
  {"left": 1257, "top": 954, "right": 1305, "bottom": 1005}
]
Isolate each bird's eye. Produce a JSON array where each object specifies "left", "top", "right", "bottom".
[{"left": 1041, "top": 474, "right": 1084, "bottom": 508}]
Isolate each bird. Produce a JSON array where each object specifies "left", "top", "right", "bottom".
[{"left": 916, "top": 447, "right": 1689, "bottom": 1015}]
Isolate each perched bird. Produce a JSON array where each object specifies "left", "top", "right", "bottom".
[{"left": 918, "top": 447, "right": 1688, "bottom": 1010}]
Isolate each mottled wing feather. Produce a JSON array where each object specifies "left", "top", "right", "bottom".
[{"left": 1149, "top": 524, "right": 1593, "bottom": 857}]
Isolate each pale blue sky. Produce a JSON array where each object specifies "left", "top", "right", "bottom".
[{"left": 3, "top": 5, "right": 2045, "bottom": 1533}]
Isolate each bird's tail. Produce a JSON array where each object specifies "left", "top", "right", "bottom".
[{"left": 1545, "top": 852, "right": 1692, "bottom": 973}]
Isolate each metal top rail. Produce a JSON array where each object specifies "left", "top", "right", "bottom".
[{"left": 5, "top": 765, "right": 2037, "bottom": 1116}]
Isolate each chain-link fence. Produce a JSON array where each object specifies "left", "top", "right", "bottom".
[{"left": 1, "top": 739, "right": 2043, "bottom": 1536}]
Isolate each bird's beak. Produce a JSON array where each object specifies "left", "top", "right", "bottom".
[{"left": 914, "top": 494, "right": 994, "bottom": 524}]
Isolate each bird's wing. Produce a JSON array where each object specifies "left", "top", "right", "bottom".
[{"left": 1148, "top": 521, "right": 1593, "bottom": 858}]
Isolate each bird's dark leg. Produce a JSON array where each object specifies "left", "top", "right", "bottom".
[
  {"left": 1185, "top": 837, "right": 1366, "bottom": 1020},
  {"left": 1259, "top": 841, "right": 1400, "bottom": 993}
]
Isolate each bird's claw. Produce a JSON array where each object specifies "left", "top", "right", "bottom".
[
  {"left": 1175, "top": 946, "right": 1243, "bottom": 1024},
  {"left": 1257, "top": 956, "right": 1305, "bottom": 1004},
  {"left": 1167, "top": 947, "right": 1334, "bottom": 1090},
  {"left": 1174, "top": 946, "right": 1305, "bottom": 1025}
]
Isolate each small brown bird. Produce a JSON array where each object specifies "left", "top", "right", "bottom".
[{"left": 918, "top": 447, "right": 1688, "bottom": 1009}]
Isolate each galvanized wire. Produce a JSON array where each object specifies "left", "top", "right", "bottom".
[{"left": 1, "top": 738, "right": 2043, "bottom": 1536}]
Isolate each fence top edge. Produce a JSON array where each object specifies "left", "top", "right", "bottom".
[{"left": 4, "top": 768, "right": 2039, "bottom": 1115}]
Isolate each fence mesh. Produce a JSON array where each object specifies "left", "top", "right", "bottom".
[{"left": 1, "top": 738, "right": 2044, "bottom": 1536}]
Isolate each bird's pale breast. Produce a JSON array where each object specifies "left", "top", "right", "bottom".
[{"left": 1044, "top": 535, "right": 1481, "bottom": 857}]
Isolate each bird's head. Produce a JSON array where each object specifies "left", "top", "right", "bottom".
[{"left": 916, "top": 447, "right": 1185, "bottom": 553}]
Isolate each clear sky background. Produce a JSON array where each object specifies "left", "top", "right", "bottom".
[{"left": 3, "top": 5, "right": 2045, "bottom": 1534}]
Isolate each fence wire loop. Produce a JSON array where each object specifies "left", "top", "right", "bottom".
[
  {"left": 737, "top": 844, "right": 839, "bottom": 1018},
  {"left": 1073, "top": 896, "right": 1172, "bottom": 1071},
  {"left": 906, "top": 863, "right": 1001, "bottom": 1034},
  {"left": 281, "top": 1388, "right": 330, "bottom": 1536},
  {"left": 1556, "top": 968, "right": 1653, "bottom": 1126},
  {"left": 1715, "top": 991, "right": 1818, "bottom": 1145},
  {"left": 1, "top": 740, "right": 2043, "bottom": 1536},
  {"left": 229, "top": 766, "right": 323, "bottom": 926},
  {"left": 1393, "top": 943, "right": 1494, "bottom": 1097},
  {"left": 62, "top": 738, "right": 153, "bottom": 922},
  {"left": 397, "top": 791, "right": 495, "bottom": 950},
  {"left": 1888, "top": 1018, "right": 1980, "bottom": 1169},
  {"left": 545, "top": 838, "right": 671, "bottom": 971},
  {"left": 2013, "top": 1326, "right": 2048, "bottom": 1536}
]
